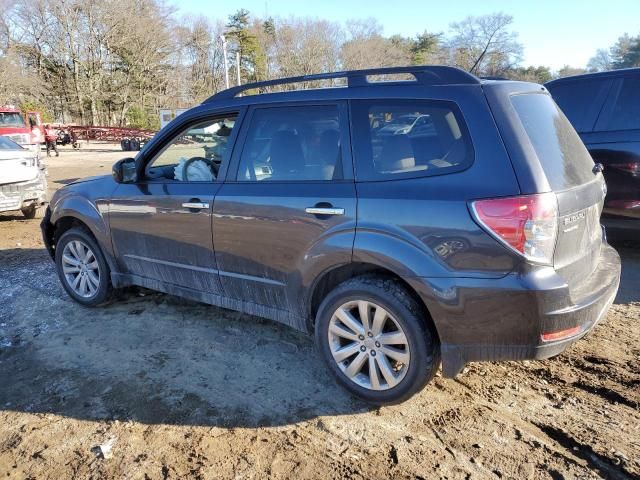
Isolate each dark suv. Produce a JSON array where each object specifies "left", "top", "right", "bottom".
[
  {"left": 546, "top": 68, "right": 640, "bottom": 237},
  {"left": 41, "top": 66, "right": 621, "bottom": 404}
]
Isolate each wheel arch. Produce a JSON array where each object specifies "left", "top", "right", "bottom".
[
  {"left": 307, "top": 262, "right": 441, "bottom": 343},
  {"left": 47, "top": 197, "right": 117, "bottom": 273}
]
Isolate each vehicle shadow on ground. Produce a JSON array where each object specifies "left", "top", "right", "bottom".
[
  {"left": 0, "top": 214, "right": 27, "bottom": 221},
  {"left": 0, "top": 250, "right": 371, "bottom": 428},
  {"left": 1, "top": 245, "right": 638, "bottom": 428}
]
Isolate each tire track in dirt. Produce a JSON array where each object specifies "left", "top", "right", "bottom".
[{"left": 533, "top": 422, "right": 636, "bottom": 480}]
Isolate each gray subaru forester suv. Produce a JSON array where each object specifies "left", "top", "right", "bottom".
[{"left": 41, "top": 66, "right": 621, "bottom": 404}]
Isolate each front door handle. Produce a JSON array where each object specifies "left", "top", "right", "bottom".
[
  {"left": 305, "top": 207, "right": 345, "bottom": 216},
  {"left": 182, "top": 202, "right": 210, "bottom": 210}
]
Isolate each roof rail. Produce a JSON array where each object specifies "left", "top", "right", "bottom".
[{"left": 203, "top": 65, "right": 480, "bottom": 103}]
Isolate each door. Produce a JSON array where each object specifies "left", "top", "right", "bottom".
[
  {"left": 109, "top": 114, "right": 240, "bottom": 293},
  {"left": 212, "top": 102, "right": 356, "bottom": 312}
]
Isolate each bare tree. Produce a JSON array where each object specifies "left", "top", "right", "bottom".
[
  {"left": 556, "top": 65, "right": 586, "bottom": 78},
  {"left": 272, "top": 17, "right": 343, "bottom": 83},
  {"left": 0, "top": 4, "right": 541, "bottom": 128},
  {"left": 341, "top": 18, "right": 412, "bottom": 70},
  {"left": 448, "top": 13, "right": 522, "bottom": 76},
  {"left": 587, "top": 49, "right": 612, "bottom": 72}
]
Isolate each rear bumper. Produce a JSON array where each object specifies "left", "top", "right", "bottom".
[{"left": 411, "top": 243, "right": 621, "bottom": 377}]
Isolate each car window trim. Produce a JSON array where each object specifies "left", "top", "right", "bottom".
[{"left": 226, "top": 100, "right": 354, "bottom": 184}]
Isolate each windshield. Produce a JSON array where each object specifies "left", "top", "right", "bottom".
[
  {"left": 510, "top": 93, "right": 595, "bottom": 190},
  {"left": 0, "top": 135, "right": 24, "bottom": 150},
  {"left": 0, "top": 112, "right": 25, "bottom": 128}
]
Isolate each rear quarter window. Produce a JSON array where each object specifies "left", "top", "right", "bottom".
[
  {"left": 598, "top": 77, "right": 640, "bottom": 132},
  {"left": 510, "top": 93, "right": 595, "bottom": 191},
  {"left": 546, "top": 79, "right": 610, "bottom": 132},
  {"left": 350, "top": 100, "right": 473, "bottom": 181}
]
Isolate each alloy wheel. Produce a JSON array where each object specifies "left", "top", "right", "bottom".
[
  {"left": 61, "top": 240, "right": 101, "bottom": 298},
  {"left": 328, "top": 300, "right": 410, "bottom": 390}
]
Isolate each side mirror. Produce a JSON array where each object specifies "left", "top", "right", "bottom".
[{"left": 112, "top": 158, "right": 137, "bottom": 183}]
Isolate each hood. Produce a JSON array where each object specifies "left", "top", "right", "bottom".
[
  {"left": 67, "top": 174, "right": 111, "bottom": 186},
  {"left": 50, "top": 173, "right": 117, "bottom": 211},
  {"left": 0, "top": 150, "right": 39, "bottom": 184},
  {"left": 378, "top": 124, "right": 411, "bottom": 134}
]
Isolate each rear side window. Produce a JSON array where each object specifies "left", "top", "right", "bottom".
[
  {"left": 351, "top": 100, "right": 473, "bottom": 181},
  {"left": 237, "top": 105, "right": 343, "bottom": 181},
  {"left": 511, "top": 93, "right": 594, "bottom": 190},
  {"left": 546, "top": 79, "right": 609, "bottom": 132},
  {"left": 600, "top": 77, "right": 640, "bottom": 131}
]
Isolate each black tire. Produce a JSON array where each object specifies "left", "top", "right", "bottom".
[
  {"left": 55, "top": 227, "right": 113, "bottom": 306},
  {"left": 315, "top": 275, "right": 440, "bottom": 405},
  {"left": 21, "top": 204, "right": 46, "bottom": 219}
]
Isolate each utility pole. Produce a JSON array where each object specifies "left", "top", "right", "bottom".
[
  {"left": 236, "top": 52, "right": 241, "bottom": 86},
  {"left": 220, "top": 34, "right": 229, "bottom": 89}
]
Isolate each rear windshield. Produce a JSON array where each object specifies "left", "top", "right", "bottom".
[
  {"left": 0, "top": 136, "right": 24, "bottom": 150},
  {"left": 510, "top": 93, "right": 594, "bottom": 191}
]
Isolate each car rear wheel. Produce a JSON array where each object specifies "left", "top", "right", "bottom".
[
  {"left": 315, "top": 276, "right": 440, "bottom": 405},
  {"left": 55, "top": 227, "right": 112, "bottom": 306}
]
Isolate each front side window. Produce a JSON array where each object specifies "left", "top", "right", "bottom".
[
  {"left": 148, "top": 115, "right": 237, "bottom": 181},
  {"left": 237, "top": 105, "right": 342, "bottom": 181},
  {"left": 351, "top": 100, "right": 473, "bottom": 181}
]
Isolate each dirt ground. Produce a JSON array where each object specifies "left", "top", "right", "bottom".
[{"left": 0, "top": 144, "right": 638, "bottom": 480}]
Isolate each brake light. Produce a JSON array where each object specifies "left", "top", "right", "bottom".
[
  {"left": 471, "top": 193, "right": 558, "bottom": 265},
  {"left": 610, "top": 162, "right": 640, "bottom": 175}
]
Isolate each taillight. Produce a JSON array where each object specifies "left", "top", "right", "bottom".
[
  {"left": 610, "top": 162, "right": 640, "bottom": 175},
  {"left": 471, "top": 192, "right": 558, "bottom": 265}
]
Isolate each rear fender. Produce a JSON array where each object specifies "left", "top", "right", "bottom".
[{"left": 296, "top": 224, "right": 356, "bottom": 318}]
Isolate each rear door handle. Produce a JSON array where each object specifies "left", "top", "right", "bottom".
[
  {"left": 305, "top": 207, "right": 345, "bottom": 216},
  {"left": 182, "top": 202, "right": 210, "bottom": 210}
]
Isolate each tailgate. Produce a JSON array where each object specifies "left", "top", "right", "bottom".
[{"left": 500, "top": 88, "right": 607, "bottom": 287}]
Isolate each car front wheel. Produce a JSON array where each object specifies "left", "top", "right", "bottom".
[
  {"left": 55, "top": 227, "right": 112, "bottom": 306},
  {"left": 315, "top": 276, "right": 440, "bottom": 405},
  {"left": 21, "top": 204, "right": 46, "bottom": 219}
]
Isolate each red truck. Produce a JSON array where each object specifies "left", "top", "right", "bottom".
[{"left": 0, "top": 105, "right": 44, "bottom": 157}]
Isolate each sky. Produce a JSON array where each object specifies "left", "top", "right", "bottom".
[{"left": 169, "top": 0, "right": 640, "bottom": 71}]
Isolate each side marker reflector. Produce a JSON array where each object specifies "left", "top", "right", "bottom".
[{"left": 541, "top": 326, "right": 582, "bottom": 342}]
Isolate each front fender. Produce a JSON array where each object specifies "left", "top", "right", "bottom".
[{"left": 49, "top": 193, "right": 116, "bottom": 269}]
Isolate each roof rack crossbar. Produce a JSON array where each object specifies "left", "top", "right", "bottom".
[{"left": 204, "top": 65, "right": 480, "bottom": 103}]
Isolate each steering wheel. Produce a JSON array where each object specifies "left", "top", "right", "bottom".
[{"left": 183, "top": 156, "right": 219, "bottom": 179}]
